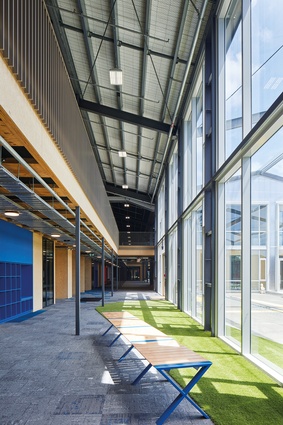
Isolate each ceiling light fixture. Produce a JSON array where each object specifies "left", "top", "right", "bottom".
[
  {"left": 124, "top": 203, "right": 129, "bottom": 207},
  {"left": 118, "top": 150, "right": 127, "bottom": 157},
  {"left": 51, "top": 233, "right": 61, "bottom": 238},
  {"left": 4, "top": 210, "right": 19, "bottom": 217},
  {"left": 109, "top": 68, "right": 123, "bottom": 85},
  {"left": 122, "top": 184, "right": 128, "bottom": 189}
]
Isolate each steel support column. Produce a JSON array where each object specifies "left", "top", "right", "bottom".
[
  {"left": 75, "top": 206, "right": 80, "bottom": 335},
  {"left": 177, "top": 128, "right": 184, "bottom": 310},
  {"left": 111, "top": 250, "right": 114, "bottom": 296},
  {"left": 101, "top": 237, "right": 105, "bottom": 306},
  {"left": 116, "top": 256, "right": 119, "bottom": 290}
]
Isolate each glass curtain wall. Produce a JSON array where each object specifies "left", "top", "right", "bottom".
[
  {"left": 183, "top": 116, "right": 192, "bottom": 209},
  {"left": 196, "top": 83, "right": 204, "bottom": 193},
  {"left": 183, "top": 65, "right": 204, "bottom": 208},
  {"left": 251, "top": 128, "right": 283, "bottom": 375},
  {"left": 157, "top": 180, "right": 165, "bottom": 295},
  {"left": 167, "top": 146, "right": 178, "bottom": 302},
  {"left": 251, "top": 0, "right": 283, "bottom": 126},
  {"left": 168, "top": 226, "right": 178, "bottom": 304},
  {"left": 225, "top": 0, "right": 242, "bottom": 158},
  {"left": 195, "top": 205, "right": 204, "bottom": 322},
  {"left": 182, "top": 203, "right": 204, "bottom": 323},
  {"left": 183, "top": 214, "right": 192, "bottom": 315},
  {"left": 168, "top": 147, "right": 178, "bottom": 228},
  {"left": 225, "top": 170, "right": 242, "bottom": 346},
  {"left": 219, "top": 0, "right": 283, "bottom": 380},
  {"left": 182, "top": 62, "right": 204, "bottom": 321}
]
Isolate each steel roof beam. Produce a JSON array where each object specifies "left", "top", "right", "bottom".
[
  {"left": 105, "top": 184, "right": 152, "bottom": 203},
  {"left": 59, "top": 22, "right": 187, "bottom": 65},
  {"left": 107, "top": 196, "right": 155, "bottom": 211},
  {"left": 77, "top": 97, "right": 175, "bottom": 134}
]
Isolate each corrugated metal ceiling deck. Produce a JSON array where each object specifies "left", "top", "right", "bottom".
[{"left": 46, "top": 0, "right": 212, "bottom": 231}]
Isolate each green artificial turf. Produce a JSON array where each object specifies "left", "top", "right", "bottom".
[{"left": 96, "top": 300, "right": 283, "bottom": 425}]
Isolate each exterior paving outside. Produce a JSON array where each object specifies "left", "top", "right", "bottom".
[{"left": 0, "top": 288, "right": 214, "bottom": 425}]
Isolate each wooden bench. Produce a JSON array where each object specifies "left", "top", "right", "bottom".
[{"left": 100, "top": 311, "right": 212, "bottom": 424}]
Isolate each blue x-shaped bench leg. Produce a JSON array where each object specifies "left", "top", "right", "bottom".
[
  {"left": 101, "top": 324, "right": 122, "bottom": 346},
  {"left": 156, "top": 363, "right": 211, "bottom": 423},
  {"left": 118, "top": 345, "right": 134, "bottom": 362},
  {"left": 101, "top": 324, "right": 113, "bottom": 336},
  {"left": 132, "top": 360, "right": 211, "bottom": 424}
]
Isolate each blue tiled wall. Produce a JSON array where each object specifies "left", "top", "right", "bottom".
[{"left": 0, "top": 220, "right": 33, "bottom": 322}]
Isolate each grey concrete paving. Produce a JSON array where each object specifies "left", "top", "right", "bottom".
[{"left": 0, "top": 288, "right": 214, "bottom": 425}]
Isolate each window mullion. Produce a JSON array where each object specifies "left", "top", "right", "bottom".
[{"left": 242, "top": 0, "right": 252, "bottom": 138}]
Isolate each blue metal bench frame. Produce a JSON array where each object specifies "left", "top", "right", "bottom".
[
  {"left": 132, "top": 357, "right": 212, "bottom": 424},
  {"left": 100, "top": 312, "right": 212, "bottom": 424}
]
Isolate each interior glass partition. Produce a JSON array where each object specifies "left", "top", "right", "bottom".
[{"left": 225, "top": 169, "right": 242, "bottom": 346}]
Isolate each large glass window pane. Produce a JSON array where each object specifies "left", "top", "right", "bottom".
[
  {"left": 168, "top": 227, "right": 178, "bottom": 305},
  {"left": 195, "top": 206, "right": 203, "bottom": 322},
  {"left": 225, "top": 0, "right": 242, "bottom": 158},
  {"left": 251, "top": 0, "right": 283, "bottom": 126},
  {"left": 168, "top": 149, "right": 178, "bottom": 227},
  {"left": 183, "top": 215, "right": 192, "bottom": 315},
  {"left": 251, "top": 128, "right": 283, "bottom": 374},
  {"left": 157, "top": 181, "right": 166, "bottom": 295},
  {"left": 225, "top": 170, "right": 242, "bottom": 346},
  {"left": 183, "top": 204, "right": 203, "bottom": 323},
  {"left": 183, "top": 116, "right": 192, "bottom": 209},
  {"left": 157, "top": 180, "right": 165, "bottom": 241},
  {"left": 157, "top": 243, "right": 165, "bottom": 296},
  {"left": 196, "top": 84, "right": 203, "bottom": 193}
]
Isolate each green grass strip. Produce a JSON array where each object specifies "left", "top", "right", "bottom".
[{"left": 97, "top": 299, "right": 283, "bottom": 425}]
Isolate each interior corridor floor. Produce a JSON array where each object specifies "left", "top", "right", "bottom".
[{"left": 0, "top": 289, "right": 214, "bottom": 425}]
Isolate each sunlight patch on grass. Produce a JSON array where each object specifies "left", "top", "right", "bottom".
[{"left": 212, "top": 382, "right": 268, "bottom": 399}]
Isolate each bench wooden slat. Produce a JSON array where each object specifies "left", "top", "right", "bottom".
[
  {"left": 102, "top": 311, "right": 137, "bottom": 319},
  {"left": 105, "top": 318, "right": 152, "bottom": 328},
  {"left": 133, "top": 342, "right": 207, "bottom": 366},
  {"left": 119, "top": 326, "right": 167, "bottom": 337},
  {"left": 125, "top": 335, "right": 177, "bottom": 345}
]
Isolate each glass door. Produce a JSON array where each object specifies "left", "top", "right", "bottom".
[{"left": 42, "top": 238, "right": 54, "bottom": 307}]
